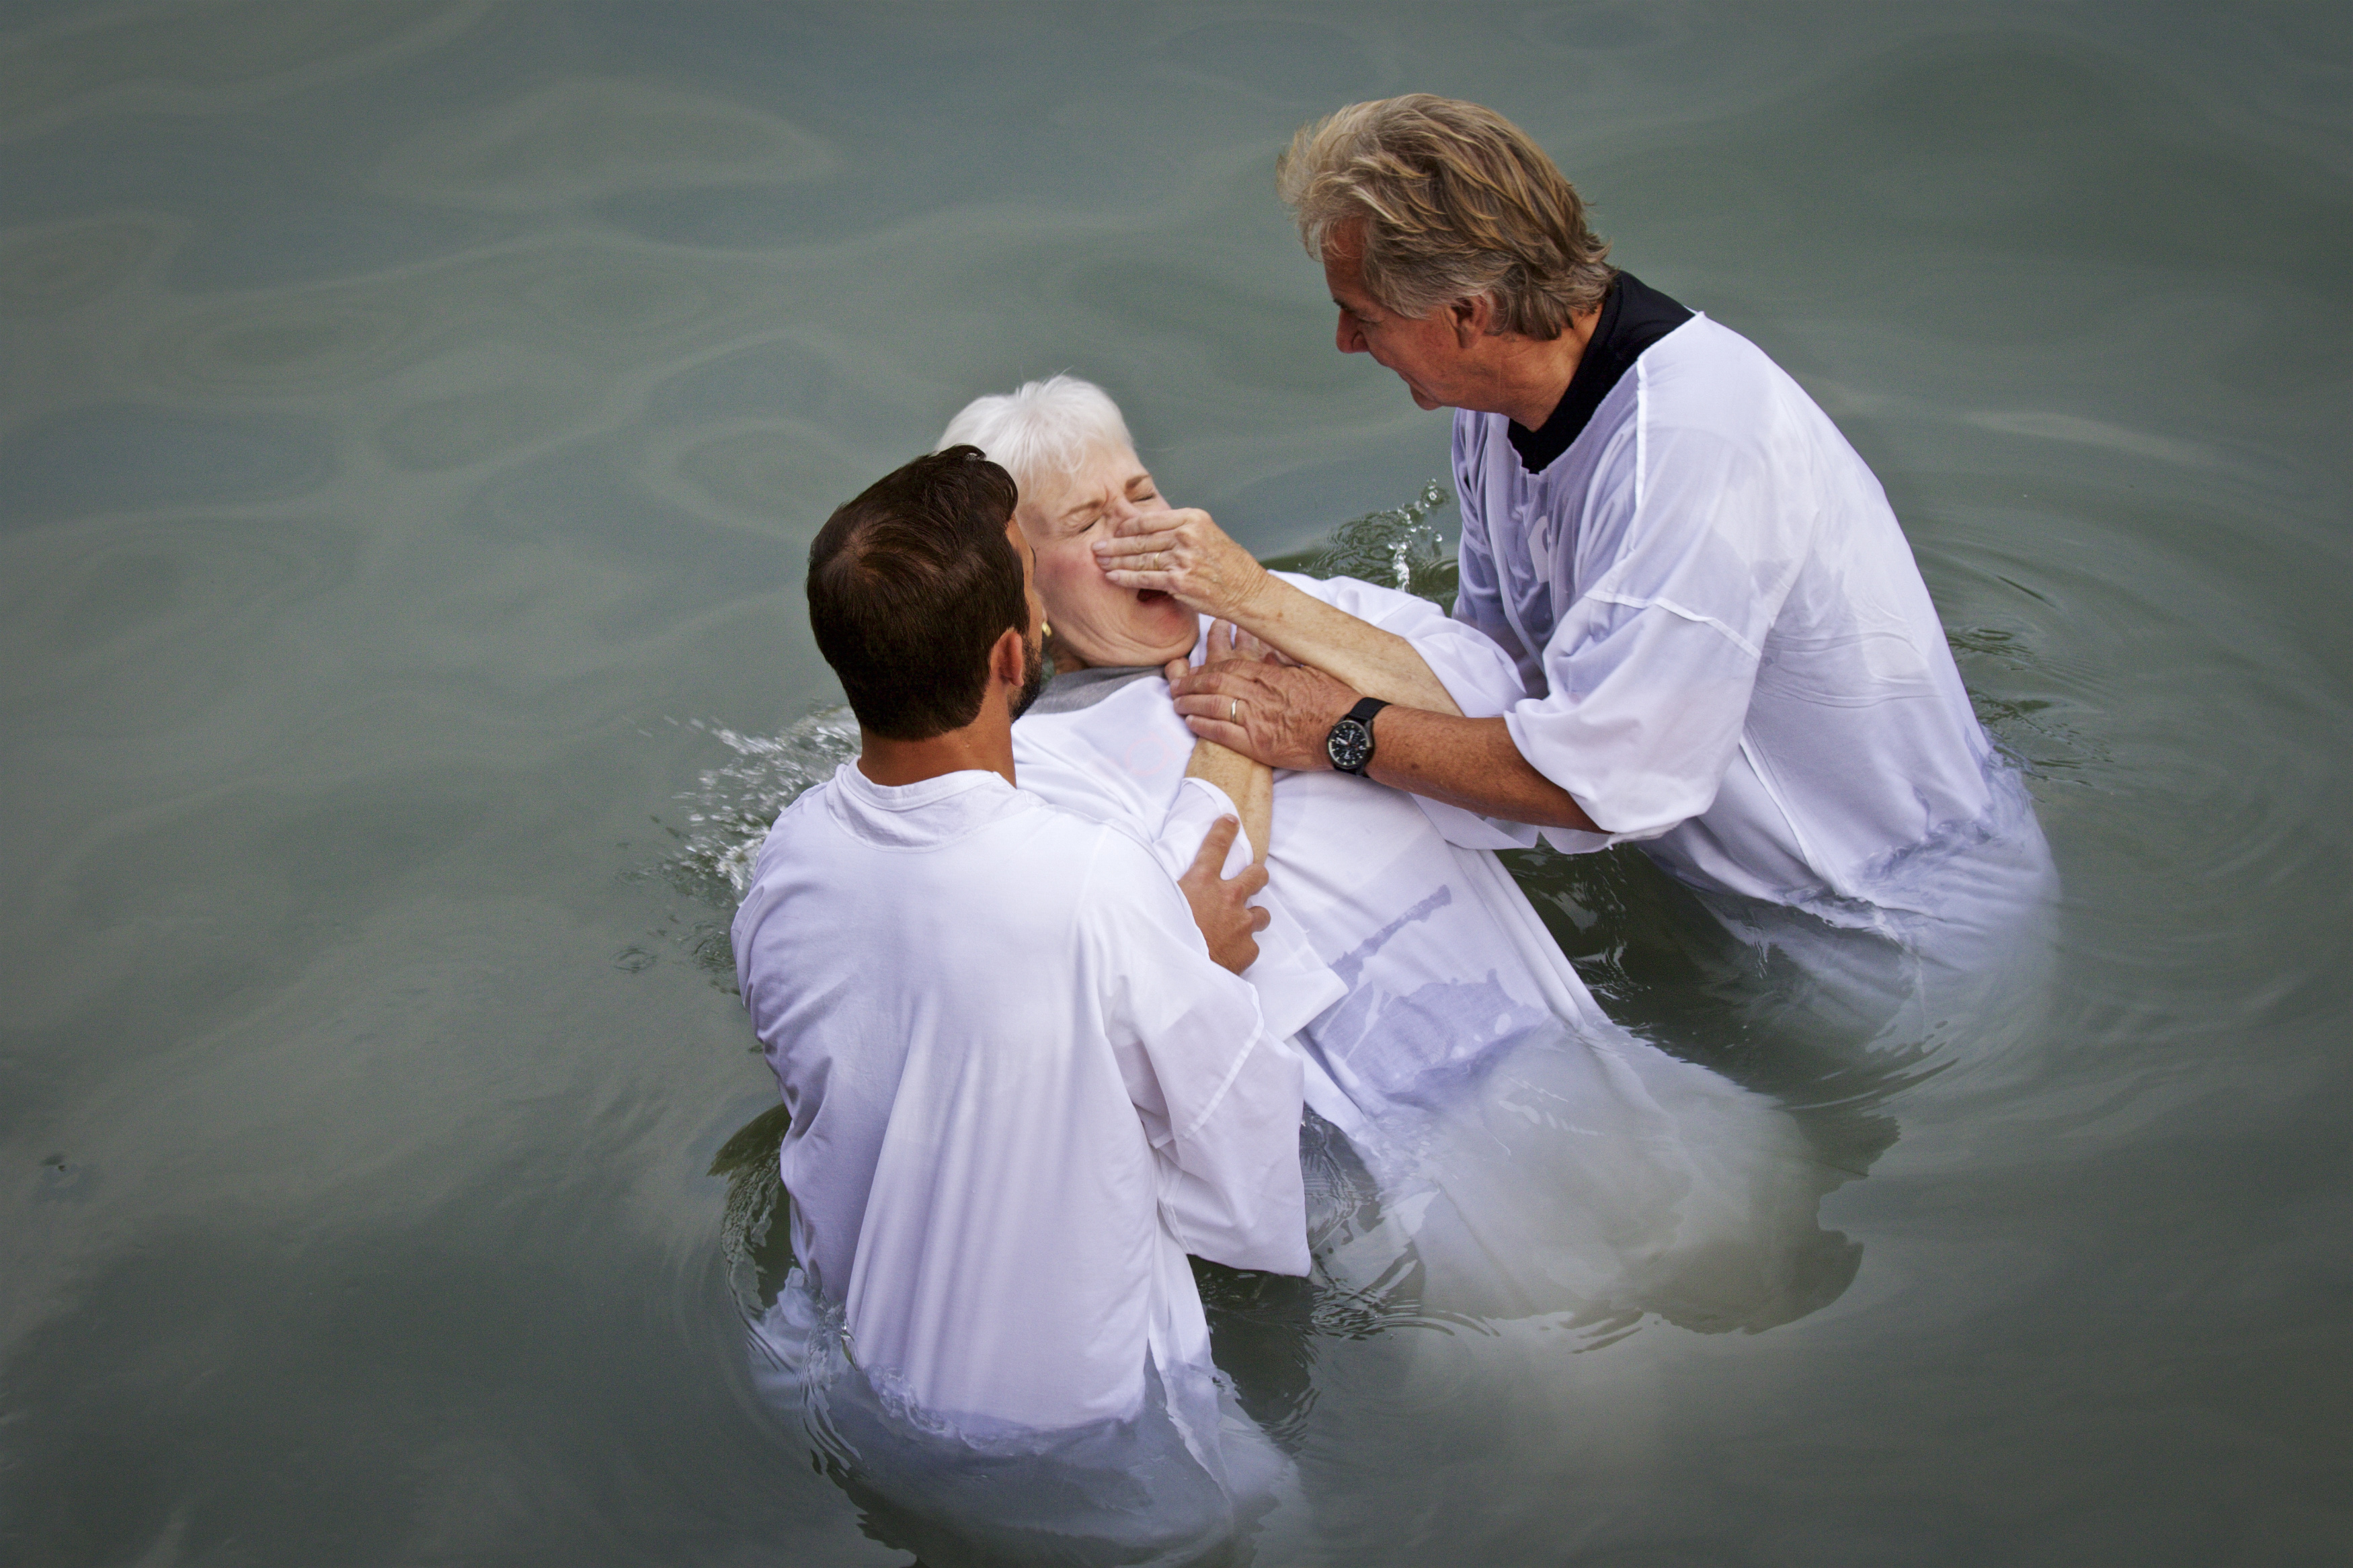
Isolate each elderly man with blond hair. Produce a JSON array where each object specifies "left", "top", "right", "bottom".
[{"left": 1111, "top": 93, "right": 2050, "bottom": 987}]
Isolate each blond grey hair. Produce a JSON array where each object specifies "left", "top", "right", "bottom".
[
  {"left": 1277, "top": 94, "right": 1613, "bottom": 341},
  {"left": 937, "top": 374, "right": 1134, "bottom": 499}
]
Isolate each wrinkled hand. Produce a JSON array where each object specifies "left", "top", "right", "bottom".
[
  {"left": 1093, "top": 507, "right": 1271, "bottom": 621},
  {"left": 1176, "top": 815, "right": 1271, "bottom": 975},
  {"left": 1164, "top": 659, "right": 1360, "bottom": 772},
  {"left": 1198, "top": 618, "right": 1295, "bottom": 669}
]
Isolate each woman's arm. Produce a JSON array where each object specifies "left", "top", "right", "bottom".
[
  {"left": 1176, "top": 620, "right": 1280, "bottom": 861},
  {"left": 1183, "top": 740, "right": 1272, "bottom": 866},
  {"left": 1096, "top": 509, "right": 1464, "bottom": 717}
]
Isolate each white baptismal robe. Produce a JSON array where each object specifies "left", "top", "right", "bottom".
[
  {"left": 1454, "top": 313, "right": 2050, "bottom": 944},
  {"left": 729, "top": 762, "right": 1306, "bottom": 1440},
  {"left": 1014, "top": 577, "right": 1847, "bottom": 1328},
  {"left": 1015, "top": 574, "right": 1597, "bottom": 1132}
]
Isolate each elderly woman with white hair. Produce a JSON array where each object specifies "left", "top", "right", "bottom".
[{"left": 939, "top": 375, "right": 1853, "bottom": 1333}]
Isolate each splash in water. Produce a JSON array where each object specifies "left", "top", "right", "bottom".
[
  {"left": 661, "top": 708, "right": 859, "bottom": 906},
  {"left": 631, "top": 710, "right": 860, "bottom": 989},
  {"left": 1287, "top": 478, "right": 1455, "bottom": 606}
]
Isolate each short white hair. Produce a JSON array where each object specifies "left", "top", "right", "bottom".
[{"left": 937, "top": 374, "right": 1134, "bottom": 498}]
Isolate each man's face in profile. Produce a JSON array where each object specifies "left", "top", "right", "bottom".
[{"left": 1324, "top": 227, "right": 1478, "bottom": 413}]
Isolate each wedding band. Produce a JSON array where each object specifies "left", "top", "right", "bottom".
[{"left": 1230, "top": 698, "right": 1238, "bottom": 724}]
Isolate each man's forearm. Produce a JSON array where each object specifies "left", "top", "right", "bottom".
[
  {"left": 1228, "top": 577, "right": 1465, "bottom": 718},
  {"left": 1167, "top": 659, "right": 1596, "bottom": 833},
  {"left": 1366, "top": 709, "right": 1599, "bottom": 833}
]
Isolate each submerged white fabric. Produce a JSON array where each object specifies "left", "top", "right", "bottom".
[
  {"left": 729, "top": 762, "right": 1306, "bottom": 1444},
  {"left": 748, "top": 1280, "right": 1293, "bottom": 1568},
  {"left": 1453, "top": 313, "right": 2044, "bottom": 932},
  {"left": 1014, "top": 577, "right": 1847, "bottom": 1327}
]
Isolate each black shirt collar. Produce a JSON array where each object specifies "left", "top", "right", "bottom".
[{"left": 1505, "top": 271, "right": 1693, "bottom": 474}]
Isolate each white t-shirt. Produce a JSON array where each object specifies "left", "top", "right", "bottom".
[
  {"left": 1454, "top": 313, "right": 2036, "bottom": 931},
  {"left": 729, "top": 763, "right": 1306, "bottom": 1441}
]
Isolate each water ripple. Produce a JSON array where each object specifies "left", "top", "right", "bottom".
[
  {"left": 0, "top": 0, "right": 489, "bottom": 142},
  {"left": 0, "top": 405, "right": 335, "bottom": 531},
  {"left": 374, "top": 77, "right": 839, "bottom": 211},
  {"left": 138, "top": 296, "right": 420, "bottom": 396},
  {"left": 0, "top": 214, "right": 169, "bottom": 313}
]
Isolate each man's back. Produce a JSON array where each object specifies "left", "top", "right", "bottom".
[
  {"left": 1454, "top": 313, "right": 2026, "bottom": 922},
  {"left": 731, "top": 761, "right": 1304, "bottom": 1435}
]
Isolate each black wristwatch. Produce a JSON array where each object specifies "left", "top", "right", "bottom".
[{"left": 1324, "top": 698, "right": 1390, "bottom": 776}]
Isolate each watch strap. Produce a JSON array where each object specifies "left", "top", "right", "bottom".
[{"left": 1328, "top": 697, "right": 1390, "bottom": 776}]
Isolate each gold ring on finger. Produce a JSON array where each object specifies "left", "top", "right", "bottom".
[{"left": 1230, "top": 698, "right": 1238, "bottom": 724}]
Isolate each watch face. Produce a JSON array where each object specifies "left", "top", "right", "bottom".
[{"left": 1326, "top": 718, "right": 1373, "bottom": 774}]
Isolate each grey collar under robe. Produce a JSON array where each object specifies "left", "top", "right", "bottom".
[{"left": 1025, "top": 664, "right": 1160, "bottom": 718}]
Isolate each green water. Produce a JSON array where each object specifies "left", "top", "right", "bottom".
[{"left": 3, "top": 3, "right": 2346, "bottom": 1564}]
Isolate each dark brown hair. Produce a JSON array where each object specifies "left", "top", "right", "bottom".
[{"left": 806, "top": 446, "right": 1027, "bottom": 740}]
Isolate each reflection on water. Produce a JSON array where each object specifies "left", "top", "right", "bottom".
[
  {"left": 0, "top": 214, "right": 168, "bottom": 313},
  {"left": 4, "top": 2, "right": 2347, "bottom": 1564},
  {"left": 378, "top": 77, "right": 840, "bottom": 211}
]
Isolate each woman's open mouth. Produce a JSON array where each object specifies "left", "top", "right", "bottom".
[{"left": 1136, "top": 589, "right": 1170, "bottom": 605}]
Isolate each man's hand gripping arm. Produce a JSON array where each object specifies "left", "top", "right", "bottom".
[
  {"left": 1167, "top": 659, "right": 1602, "bottom": 833},
  {"left": 1175, "top": 815, "right": 1271, "bottom": 974}
]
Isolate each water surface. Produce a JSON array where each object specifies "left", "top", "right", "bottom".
[{"left": 3, "top": 3, "right": 2347, "bottom": 1564}]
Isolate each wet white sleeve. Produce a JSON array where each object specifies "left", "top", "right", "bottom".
[
  {"left": 1450, "top": 413, "right": 1514, "bottom": 643},
  {"left": 1088, "top": 850, "right": 1310, "bottom": 1277},
  {"left": 1506, "top": 419, "right": 1805, "bottom": 852}
]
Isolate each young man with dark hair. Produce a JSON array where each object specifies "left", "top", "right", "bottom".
[
  {"left": 731, "top": 447, "right": 1306, "bottom": 1560},
  {"left": 803, "top": 444, "right": 1048, "bottom": 740}
]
